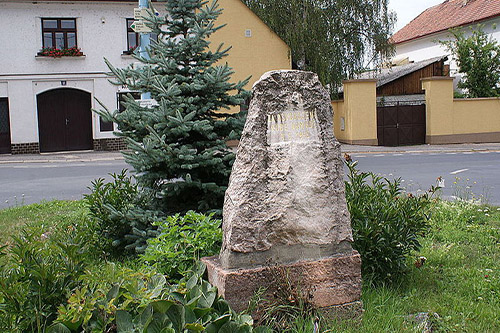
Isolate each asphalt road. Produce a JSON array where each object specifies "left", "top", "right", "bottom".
[
  {"left": 0, "top": 150, "right": 499, "bottom": 210},
  {"left": 347, "top": 151, "right": 500, "bottom": 206},
  {"left": 0, "top": 160, "right": 129, "bottom": 210}
]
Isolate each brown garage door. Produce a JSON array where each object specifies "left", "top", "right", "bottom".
[
  {"left": 377, "top": 102, "right": 426, "bottom": 146},
  {"left": 37, "top": 88, "right": 92, "bottom": 152},
  {"left": 0, "top": 98, "right": 11, "bottom": 154}
]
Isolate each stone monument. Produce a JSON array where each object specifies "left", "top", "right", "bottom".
[{"left": 202, "top": 70, "right": 362, "bottom": 316}]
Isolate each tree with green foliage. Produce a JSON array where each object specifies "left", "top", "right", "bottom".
[
  {"left": 242, "top": 0, "right": 395, "bottom": 95},
  {"left": 440, "top": 25, "right": 500, "bottom": 98},
  {"left": 98, "top": 0, "right": 250, "bottom": 218}
]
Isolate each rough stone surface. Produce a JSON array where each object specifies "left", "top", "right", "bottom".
[
  {"left": 202, "top": 252, "right": 362, "bottom": 314},
  {"left": 220, "top": 70, "right": 353, "bottom": 269}
]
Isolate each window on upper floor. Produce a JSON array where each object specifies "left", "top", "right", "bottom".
[
  {"left": 125, "top": 19, "right": 159, "bottom": 55},
  {"left": 42, "top": 18, "right": 77, "bottom": 49},
  {"left": 126, "top": 19, "right": 139, "bottom": 54}
]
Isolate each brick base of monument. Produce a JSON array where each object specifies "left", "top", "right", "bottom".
[{"left": 202, "top": 251, "right": 363, "bottom": 317}]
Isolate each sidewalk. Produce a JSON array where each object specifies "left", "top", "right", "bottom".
[
  {"left": 341, "top": 142, "right": 500, "bottom": 154},
  {"left": 1, "top": 143, "right": 500, "bottom": 164},
  {"left": 0, "top": 150, "right": 124, "bottom": 164}
]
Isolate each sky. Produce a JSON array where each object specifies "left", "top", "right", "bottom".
[{"left": 389, "top": 0, "right": 445, "bottom": 32}]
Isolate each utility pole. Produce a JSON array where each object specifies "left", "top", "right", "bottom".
[{"left": 139, "top": 0, "right": 151, "bottom": 100}]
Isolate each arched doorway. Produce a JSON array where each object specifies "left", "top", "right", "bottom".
[{"left": 37, "top": 88, "right": 92, "bottom": 152}]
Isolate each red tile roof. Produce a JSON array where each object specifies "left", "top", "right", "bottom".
[{"left": 392, "top": 0, "right": 500, "bottom": 45}]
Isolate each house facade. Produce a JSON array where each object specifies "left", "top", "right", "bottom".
[
  {"left": 391, "top": 0, "right": 500, "bottom": 77},
  {"left": 0, "top": 0, "right": 291, "bottom": 154}
]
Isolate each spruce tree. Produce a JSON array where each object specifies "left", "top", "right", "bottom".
[{"left": 99, "top": 0, "right": 249, "bottom": 217}]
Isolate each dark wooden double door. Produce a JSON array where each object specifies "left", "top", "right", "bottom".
[
  {"left": 0, "top": 98, "right": 11, "bottom": 154},
  {"left": 37, "top": 88, "right": 92, "bottom": 152},
  {"left": 377, "top": 103, "right": 426, "bottom": 146}
]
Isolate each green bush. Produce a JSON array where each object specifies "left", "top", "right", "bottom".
[
  {"left": 84, "top": 169, "right": 159, "bottom": 255},
  {"left": 140, "top": 211, "right": 222, "bottom": 280},
  {"left": 344, "top": 158, "right": 436, "bottom": 284},
  {"left": 0, "top": 223, "right": 91, "bottom": 332},
  {"left": 51, "top": 264, "right": 269, "bottom": 332}
]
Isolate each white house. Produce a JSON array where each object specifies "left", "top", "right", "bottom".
[
  {"left": 0, "top": 0, "right": 291, "bottom": 154},
  {"left": 392, "top": 0, "right": 500, "bottom": 76}
]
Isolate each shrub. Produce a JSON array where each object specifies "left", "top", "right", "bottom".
[
  {"left": 0, "top": 223, "right": 91, "bottom": 332},
  {"left": 51, "top": 264, "right": 269, "bottom": 332},
  {"left": 140, "top": 211, "right": 222, "bottom": 280},
  {"left": 84, "top": 169, "right": 159, "bottom": 255},
  {"left": 344, "top": 158, "right": 436, "bottom": 284}
]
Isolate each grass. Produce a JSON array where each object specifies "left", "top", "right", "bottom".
[
  {"left": 1, "top": 199, "right": 499, "bottom": 332},
  {"left": 322, "top": 200, "right": 500, "bottom": 332},
  {"left": 0, "top": 200, "right": 88, "bottom": 245}
]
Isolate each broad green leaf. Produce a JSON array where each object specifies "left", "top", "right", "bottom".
[
  {"left": 141, "top": 304, "right": 154, "bottom": 326},
  {"left": 211, "top": 313, "right": 231, "bottom": 328},
  {"left": 239, "top": 314, "right": 253, "bottom": 326},
  {"left": 149, "top": 274, "right": 167, "bottom": 298},
  {"left": 218, "top": 322, "right": 242, "bottom": 333},
  {"left": 186, "top": 273, "right": 198, "bottom": 290},
  {"left": 116, "top": 310, "right": 134, "bottom": 332},
  {"left": 47, "top": 323, "right": 72, "bottom": 333},
  {"left": 166, "top": 304, "right": 185, "bottom": 331},
  {"left": 106, "top": 284, "right": 120, "bottom": 302},
  {"left": 185, "top": 306, "right": 197, "bottom": 324},
  {"left": 185, "top": 322, "right": 205, "bottom": 332},
  {"left": 193, "top": 307, "right": 212, "bottom": 318},
  {"left": 151, "top": 299, "right": 175, "bottom": 314},
  {"left": 146, "top": 312, "right": 172, "bottom": 333}
]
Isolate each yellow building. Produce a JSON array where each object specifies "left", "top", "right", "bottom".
[{"left": 212, "top": 0, "right": 291, "bottom": 90}]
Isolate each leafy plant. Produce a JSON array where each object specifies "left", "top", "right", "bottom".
[
  {"left": 140, "top": 211, "right": 222, "bottom": 280},
  {"left": 440, "top": 24, "right": 500, "bottom": 98},
  {"left": 0, "top": 223, "right": 91, "bottom": 332},
  {"left": 84, "top": 169, "right": 159, "bottom": 254},
  {"left": 344, "top": 157, "right": 436, "bottom": 284},
  {"left": 51, "top": 264, "right": 269, "bottom": 332}
]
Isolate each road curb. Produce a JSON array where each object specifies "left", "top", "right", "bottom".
[
  {"left": 342, "top": 149, "right": 500, "bottom": 155},
  {"left": 0, "top": 157, "right": 124, "bottom": 165}
]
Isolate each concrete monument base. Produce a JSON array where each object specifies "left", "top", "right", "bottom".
[{"left": 202, "top": 251, "right": 362, "bottom": 316}]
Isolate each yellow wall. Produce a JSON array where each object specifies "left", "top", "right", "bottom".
[
  {"left": 333, "top": 80, "right": 378, "bottom": 145},
  {"left": 422, "top": 77, "right": 500, "bottom": 144},
  {"left": 332, "top": 99, "right": 346, "bottom": 141},
  {"left": 453, "top": 99, "right": 500, "bottom": 133},
  {"left": 210, "top": 0, "right": 291, "bottom": 90}
]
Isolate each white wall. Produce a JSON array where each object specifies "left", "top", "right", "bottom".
[
  {"left": 394, "top": 17, "right": 500, "bottom": 76},
  {"left": 0, "top": 1, "right": 142, "bottom": 74},
  {"left": 0, "top": 1, "right": 146, "bottom": 144}
]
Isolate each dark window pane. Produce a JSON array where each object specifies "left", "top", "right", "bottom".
[
  {"left": 43, "top": 19, "right": 57, "bottom": 29},
  {"left": 43, "top": 33, "right": 53, "bottom": 48},
  {"left": 128, "top": 32, "right": 137, "bottom": 48},
  {"left": 55, "top": 33, "right": 65, "bottom": 49},
  {"left": 100, "top": 117, "right": 114, "bottom": 132},
  {"left": 67, "top": 33, "right": 76, "bottom": 48},
  {"left": 127, "top": 19, "right": 134, "bottom": 29},
  {"left": 61, "top": 19, "right": 75, "bottom": 29}
]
